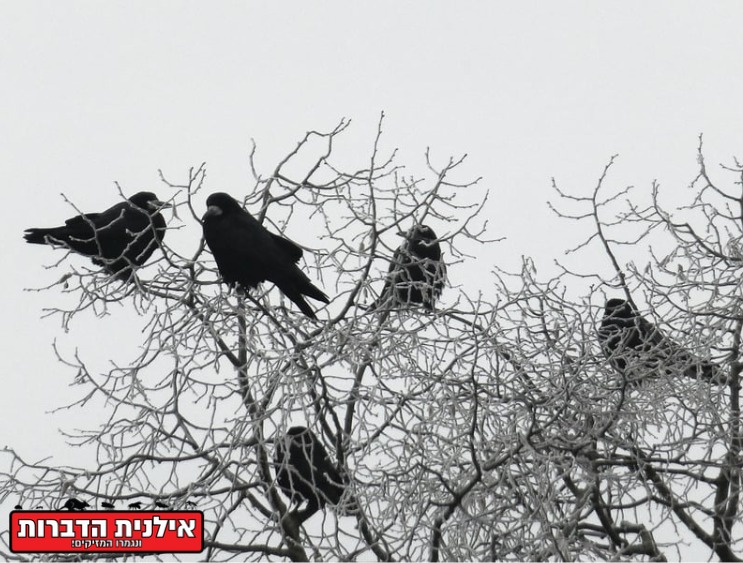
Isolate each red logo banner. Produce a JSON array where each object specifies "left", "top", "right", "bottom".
[{"left": 10, "top": 511, "right": 204, "bottom": 553}]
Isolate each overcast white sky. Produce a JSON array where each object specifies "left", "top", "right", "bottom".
[{"left": 2, "top": 1, "right": 743, "bottom": 553}]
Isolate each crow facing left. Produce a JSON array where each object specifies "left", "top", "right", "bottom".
[
  {"left": 202, "top": 192, "right": 329, "bottom": 319},
  {"left": 24, "top": 191, "right": 169, "bottom": 280},
  {"left": 273, "top": 426, "right": 350, "bottom": 520}
]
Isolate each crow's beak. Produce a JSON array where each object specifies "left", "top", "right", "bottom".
[
  {"left": 203, "top": 205, "right": 223, "bottom": 219},
  {"left": 148, "top": 199, "right": 173, "bottom": 211},
  {"left": 149, "top": 199, "right": 178, "bottom": 220}
]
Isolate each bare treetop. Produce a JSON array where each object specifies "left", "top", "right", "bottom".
[{"left": 3, "top": 121, "right": 741, "bottom": 561}]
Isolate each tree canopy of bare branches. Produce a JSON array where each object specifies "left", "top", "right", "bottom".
[{"left": 2, "top": 120, "right": 741, "bottom": 561}]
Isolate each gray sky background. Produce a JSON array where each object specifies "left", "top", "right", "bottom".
[{"left": 2, "top": 1, "right": 743, "bottom": 554}]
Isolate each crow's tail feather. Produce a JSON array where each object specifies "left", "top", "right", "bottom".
[
  {"left": 286, "top": 291, "right": 319, "bottom": 319},
  {"left": 302, "top": 280, "right": 329, "bottom": 304}
]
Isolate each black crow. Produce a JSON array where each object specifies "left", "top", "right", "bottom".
[
  {"left": 273, "top": 426, "right": 350, "bottom": 518},
  {"left": 598, "top": 298, "right": 722, "bottom": 384},
  {"left": 13, "top": 505, "right": 22, "bottom": 510},
  {"left": 154, "top": 501, "right": 170, "bottom": 509},
  {"left": 63, "top": 498, "right": 90, "bottom": 511},
  {"left": 24, "top": 191, "right": 168, "bottom": 280},
  {"left": 202, "top": 192, "right": 329, "bottom": 319},
  {"left": 128, "top": 501, "right": 143, "bottom": 509},
  {"left": 101, "top": 501, "right": 115, "bottom": 509},
  {"left": 374, "top": 224, "right": 446, "bottom": 310}
]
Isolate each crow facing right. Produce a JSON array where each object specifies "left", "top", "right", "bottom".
[
  {"left": 598, "top": 298, "right": 722, "bottom": 384},
  {"left": 202, "top": 192, "right": 329, "bottom": 319},
  {"left": 24, "top": 191, "right": 169, "bottom": 280},
  {"left": 273, "top": 426, "right": 349, "bottom": 519}
]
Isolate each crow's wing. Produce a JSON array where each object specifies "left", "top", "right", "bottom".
[
  {"left": 312, "top": 441, "right": 345, "bottom": 504},
  {"left": 204, "top": 209, "right": 301, "bottom": 288},
  {"left": 270, "top": 232, "right": 303, "bottom": 263},
  {"left": 64, "top": 213, "right": 102, "bottom": 231},
  {"left": 601, "top": 312, "right": 722, "bottom": 383}
]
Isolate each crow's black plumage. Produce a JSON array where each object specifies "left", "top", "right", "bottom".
[
  {"left": 101, "top": 501, "right": 115, "bottom": 509},
  {"left": 202, "top": 192, "right": 329, "bottom": 319},
  {"left": 273, "top": 426, "right": 348, "bottom": 518},
  {"left": 128, "top": 501, "right": 142, "bottom": 509},
  {"left": 598, "top": 298, "right": 722, "bottom": 384},
  {"left": 24, "top": 191, "right": 168, "bottom": 280},
  {"left": 374, "top": 224, "right": 446, "bottom": 310}
]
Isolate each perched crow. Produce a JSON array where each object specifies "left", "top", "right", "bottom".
[
  {"left": 101, "top": 501, "right": 115, "bottom": 509},
  {"left": 202, "top": 192, "right": 329, "bottom": 319},
  {"left": 154, "top": 501, "right": 170, "bottom": 509},
  {"left": 128, "top": 501, "right": 143, "bottom": 509},
  {"left": 24, "top": 191, "right": 169, "bottom": 280},
  {"left": 63, "top": 498, "right": 90, "bottom": 511},
  {"left": 274, "top": 426, "right": 350, "bottom": 518},
  {"left": 598, "top": 298, "right": 722, "bottom": 384},
  {"left": 374, "top": 225, "right": 446, "bottom": 310},
  {"left": 13, "top": 505, "right": 22, "bottom": 510}
]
